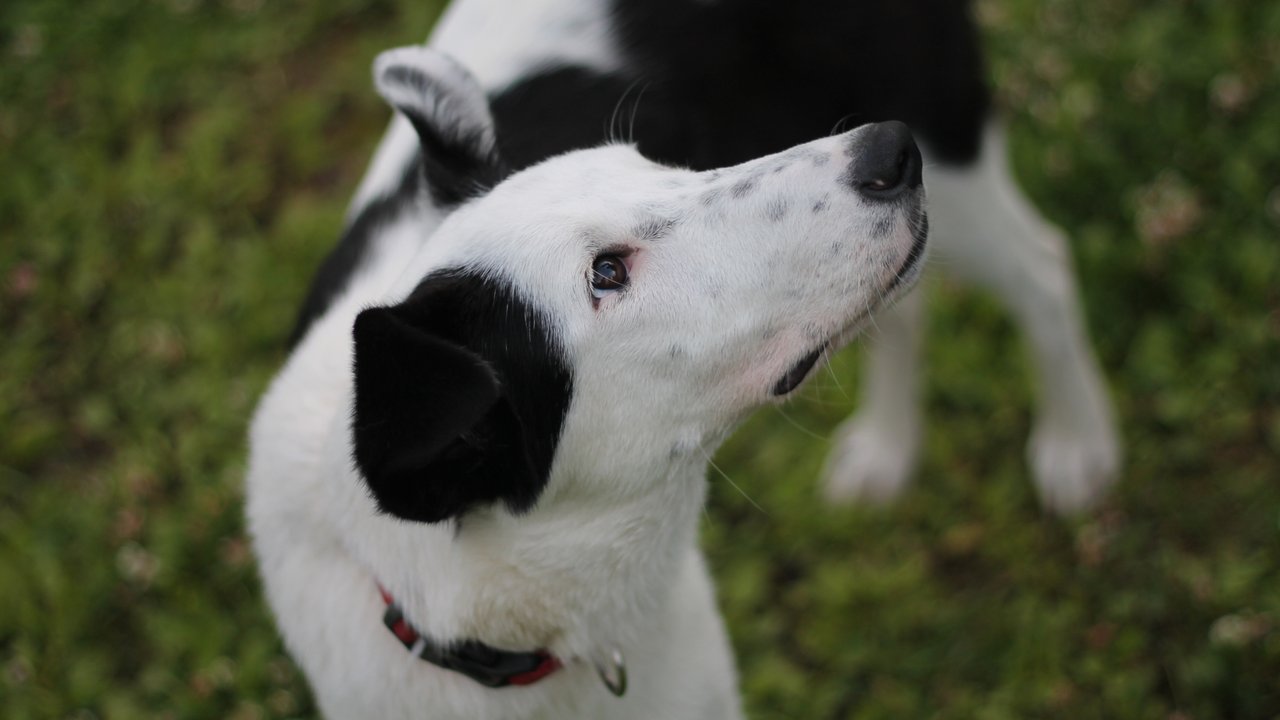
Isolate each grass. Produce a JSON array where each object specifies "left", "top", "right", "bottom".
[{"left": 1, "top": 0, "right": 1277, "bottom": 717}]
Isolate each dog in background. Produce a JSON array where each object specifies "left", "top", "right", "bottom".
[{"left": 352, "top": 0, "right": 1120, "bottom": 513}]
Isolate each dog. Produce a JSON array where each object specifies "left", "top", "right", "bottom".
[
  {"left": 249, "top": 0, "right": 1119, "bottom": 715},
  {"left": 351, "top": 0, "right": 1121, "bottom": 513},
  {"left": 247, "top": 42, "right": 928, "bottom": 720}
]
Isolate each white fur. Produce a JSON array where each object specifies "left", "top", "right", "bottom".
[{"left": 248, "top": 47, "right": 926, "bottom": 719}]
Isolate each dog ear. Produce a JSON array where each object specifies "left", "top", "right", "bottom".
[
  {"left": 373, "top": 46, "right": 509, "bottom": 207},
  {"left": 350, "top": 274, "right": 568, "bottom": 524}
]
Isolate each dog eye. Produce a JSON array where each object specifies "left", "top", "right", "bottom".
[{"left": 590, "top": 255, "right": 629, "bottom": 298}]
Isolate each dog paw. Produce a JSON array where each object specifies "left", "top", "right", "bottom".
[
  {"left": 821, "top": 417, "right": 919, "bottom": 505},
  {"left": 1027, "top": 424, "right": 1120, "bottom": 514}
]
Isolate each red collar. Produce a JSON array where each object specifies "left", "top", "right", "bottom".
[{"left": 377, "top": 585, "right": 562, "bottom": 688}]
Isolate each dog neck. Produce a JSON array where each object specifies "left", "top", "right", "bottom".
[{"left": 327, "top": 407, "right": 713, "bottom": 666}]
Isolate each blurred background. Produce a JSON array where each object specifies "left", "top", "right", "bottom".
[{"left": 1, "top": 0, "right": 1277, "bottom": 717}]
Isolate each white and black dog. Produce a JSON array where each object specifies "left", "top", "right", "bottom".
[
  {"left": 248, "top": 0, "right": 1114, "bottom": 716},
  {"left": 250, "top": 36, "right": 925, "bottom": 720}
]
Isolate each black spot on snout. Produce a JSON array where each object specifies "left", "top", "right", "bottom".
[
  {"left": 872, "top": 214, "right": 896, "bottom": 238},
  {"left": 812, "top": 195, "right": 830, "bottom": 214},
  {"left": 765, "top": 198, "right": 789, "bottom": 222},
  {"left": 633, "top": 216, "right": 677, "bottom": 241},
  {"left": 730, "top": 176, "right": 758, "bottom": 198}
]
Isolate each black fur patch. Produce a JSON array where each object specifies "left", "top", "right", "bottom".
[
  {"left": 490, "top": 66, "right": 657, "bottom": 171},
  {"left": 483, "top": 0, "right": 988, "bottom": 173},
  {"left": 607, "top": 0, "right": 989, "bottom": 166},
  {"left": 351, "top": 270, "right": 572, "bottom": 523}
]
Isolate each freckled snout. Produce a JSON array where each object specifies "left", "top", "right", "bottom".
[{"left": 845, "top": 121, "right": 923, "bottom": 201}]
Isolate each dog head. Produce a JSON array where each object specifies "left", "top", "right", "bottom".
[{"left": 351, "top": 47, "right": 927, "bottom": 524}]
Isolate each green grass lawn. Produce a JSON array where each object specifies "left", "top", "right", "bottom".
[{"left": 2, "top": 0, "right": 1278, "bottom": 717}]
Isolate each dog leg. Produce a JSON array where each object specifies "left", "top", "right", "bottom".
[
  {"left": 822, "top": 285, "right": 925, "bottom": 504},
  {"left": 926, "top": 124, "right": 1120, "bottom": 513}
]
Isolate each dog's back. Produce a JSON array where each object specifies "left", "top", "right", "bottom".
[{"left": 491, "top": 0, "right": 989, "bottom": 170}]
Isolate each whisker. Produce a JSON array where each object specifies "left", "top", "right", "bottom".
[
  {"left": 819, "top": 346, "right": 852, "bottom": 401},
  {"left": 863, "top": 291, "right": 883, "bottom": 337},
  {"left": 628, "top": 81, "right": 651, "bottom": 144},
  {"left": 790, "top": 394, "right": 855, "bottom": 409},
  {"left": 698, "top": 445, "right": 767, "bottom": 515},
  {"left": 607, "top": 78, "right": 646, "bottom": 144},
  {"left": 829, "top": 112, "right": 861, "bottom": 136},
  {"left": 772, "top": 404, "right": 829, "bottom": 442}
]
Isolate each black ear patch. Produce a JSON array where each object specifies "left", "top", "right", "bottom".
[
  {"left": 374, "top": 47, "right": 510, "bottom": 208},
  {"left": 351, "top": 271, "right": 572, "bottom": 524}
]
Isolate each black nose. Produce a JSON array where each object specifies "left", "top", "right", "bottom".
[{"left": 846, "top": 121, "right": 923, "bottom": 200}]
